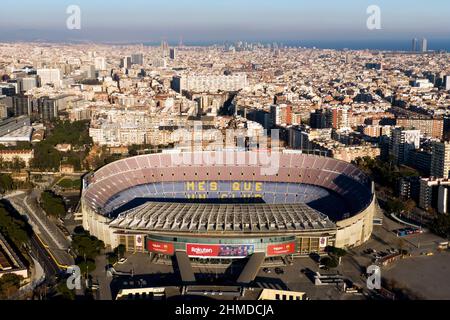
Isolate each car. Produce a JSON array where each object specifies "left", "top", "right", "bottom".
[
  {"left": 118, "top": 257, "right": 127, "bottom": 264},
  {"left": 262, "top": 268, "right": 271, "bottom": 273}
]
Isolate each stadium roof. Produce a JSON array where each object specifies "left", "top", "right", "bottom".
[{"left": 109, "top": 201, "right": 336, "bottom": 232}]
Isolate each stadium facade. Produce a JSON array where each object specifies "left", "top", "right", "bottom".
[{"left": 81, "top": 151, "right": 376, "bottom": 260}]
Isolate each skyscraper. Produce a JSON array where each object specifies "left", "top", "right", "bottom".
[
  {"left": 420, "top": 38, "right": 428, "bottom": 52},
  {"left": 412, "top": 38, "right": 418, "bottom": 52},
  {"left": 161, "top": 40, "right": 169, "bottom": 58},
  {"left": 170, "top": 48, "right": 177, "bottom": 60}
]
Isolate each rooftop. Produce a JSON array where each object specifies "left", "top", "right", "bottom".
[{"left": 109, "top": 201, "right": 336, "bottom": 233}]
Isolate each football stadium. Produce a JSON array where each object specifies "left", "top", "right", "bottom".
[{"left": 81, "top": 151, "right": 376, "bottom": 261}]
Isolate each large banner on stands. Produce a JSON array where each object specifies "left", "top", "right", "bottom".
[{"left": 186, "top": 243, "right": 254, "bottom": 258}]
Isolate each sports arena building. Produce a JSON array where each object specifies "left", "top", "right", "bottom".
[{"left": 81, "top": 151, "right": 376, "bottom": 261}]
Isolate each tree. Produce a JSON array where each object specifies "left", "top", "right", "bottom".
[
  {"left": 0, "top": 203, "right": 31, "bottom": 248},
  {"left": 54, "top": 280, "right": 76, "bottom": 300},
  {"left": 31, "top": 142, "right": 62, "bottom": 171},
  {"left": 31, "top": 120, "right": 92, "bottom": 171},
  {"left": 106, "top": 244, "right": 126, "bottom": 264},
  {"left": 0, "top": 274, "right": 23, "bottom": 299},
  {"left": 115, "top": 244, "right": 126, "bottom": 259},
  {"left": 404, "top": 199, "right": 416, "bottom": 214},
  {"left": 72, "top": 234, "right": 104, "bottom": 260},
  {"left": 73, "top": 225, "right": 86, "bottom": 235},
  {"left": 430, "top": 214, "right": 450, "bottom": 239},
  {"left": 72, "top": 233, "right": 104, "bottom": 275},
  {"left": 0, "top": 174, "right": 15, "bottom": 194},
  {"left": 76, "top": 258, "right": 97, "bottom": 274},
  {"left": 106, "top": 252, "right": 118, "bottom": 265},
  {"left": 326, "top": 246, "right": 347, "bottom": 258},
  {"left": 40, "top": 191, "right": 66, "bottom": 218},
  {"left": 10, "top": 157, "right": 26, "bottom": 172},
  {"left": 320, "top": 256, "right": 339, "bottom": 269},
  {"left": 386, "top": 198, "right": 405, "bottom": 214},
  {"left": 352, "top": 156, "right": 420, "bottom": 197}
]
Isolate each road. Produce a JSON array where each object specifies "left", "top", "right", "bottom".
[
  {"left": 29, "top": 234, "right": 60, "bottom": 277},
  {"left": 5, "top": 190, "right": 74, "bottom": 269}
]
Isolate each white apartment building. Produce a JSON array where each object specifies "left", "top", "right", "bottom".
[
  {"left": 389, "top": 128, "right": 420, "bottom": 165},
  {"left": 95, "top": 57, "right": 107, "bottom": 71},
  {"left": 172, "top": 74, "right": 247, "bottom": 93},
  {"left": 37, "top": 69, "right": 62, "bottom": 87}
]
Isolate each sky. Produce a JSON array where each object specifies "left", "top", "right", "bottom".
[{"left": 0, "top": 0, "right": 449, "bottom": 48}]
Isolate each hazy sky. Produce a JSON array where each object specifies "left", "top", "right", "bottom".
[{"left": 0, "top": 0, "right": 449, "bottom": 44}]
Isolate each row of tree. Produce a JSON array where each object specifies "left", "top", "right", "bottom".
[
  {"left": 71, "top": 227, "right": 105, "bottom": 274},
  {"left": 0, "top": 158, "right": 26, "bottom": 171},
  {"left": 0, "top": 202, "right": 32, "bottom": 248}
]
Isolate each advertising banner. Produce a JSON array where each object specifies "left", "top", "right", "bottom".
[
  {"left": 319, "top": 237, "right": 328, "bottom": 248},
  {"left": 267, "top": 242, "right": 296, "bottom": 256},
  {"left": 135, "top": 235, "right": 143, "bottom": 249},
  {"left": 147, "top": 240, "right": 175, "bottom": 255},
  {"left": 186, "top": 244, "right": 254, "bottom": 258}
]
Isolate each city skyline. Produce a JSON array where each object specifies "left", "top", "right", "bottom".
[
  {"left": 2, "top": 1, "right": 450, "bottom": 305},
  {"left": 0, "top": 0, "right": 449, "bottom": 48}
]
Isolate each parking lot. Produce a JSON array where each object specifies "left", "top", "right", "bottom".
[
  {"left": 109, "top": 251, "right": 366, "bottom": 300},
  {"left": 346, "top": 215, "right": 450, "bottom": 299}
]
